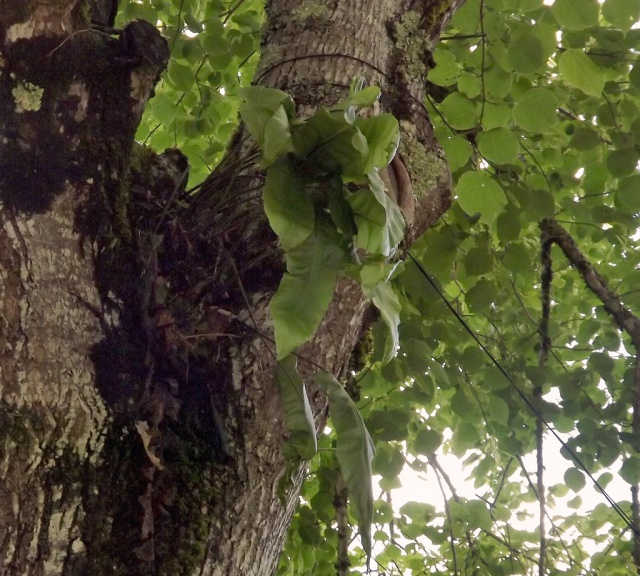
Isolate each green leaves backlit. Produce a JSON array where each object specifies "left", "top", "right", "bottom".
[
  {"left": 558, "top": 49, "right": 605, "bottom": 96},
  {"left": 456, "top": 171, "right": 507, "bottom": 226}
]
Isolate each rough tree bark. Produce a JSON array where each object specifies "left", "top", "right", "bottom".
[{"left": 0, "top": 0, "right": 462, "bottom": 574}]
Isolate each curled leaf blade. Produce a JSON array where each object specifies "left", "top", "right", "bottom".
[
  {"left": 275, "top": 355, "right": 317, "bottom": 460},
  {"left": 316, "top": 371, "right": 375, "bottom": 565}
]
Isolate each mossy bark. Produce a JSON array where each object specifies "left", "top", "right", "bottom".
[{"left": 0, "top": 0, "right": 462, "bottom": 575}]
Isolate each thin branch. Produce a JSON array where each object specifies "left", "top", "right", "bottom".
[
  {"left": 222, "top": 0, "right": 249, "bottom": 24},
  {"left": 539, "top": 218, "right": 640, "bottom": 347},
  {"left": 478, "top": 0, "right": 487, "bottom": 124},
  {"left": 515, "top": 447, "right": 601, "bottom": 572},
  {"left": 429, "top": 454, "right": 461, "bottom": 503},
  {"left": 440, "top": 33, "right": 486, "bottom": 40},
  {"left": 431, "top": 456, "right": 459, "bottom": 576},
  {"left": 536, "top": 230, "right": 553, "bottom": 576},
  {"left": 387, "top": 490, "right": 396, "bottom": 545},
  {"left": 520, "top": 140, "right": 552, "bottom": 193},
  {"left": 334, "top": 474, "right": 351, "bottom": 576},
  {"left": 490, "top": 458, "right": 513, "bottom": 509},
  {"left": 633, "top": 353, "right": 640, "bottom": 572},
  {"left": 540, "top": 218, "right": 640, "bottom": 574}
]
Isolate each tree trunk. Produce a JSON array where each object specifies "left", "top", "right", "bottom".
[{"left": 0, "top": 0, "right": 461, "bottom": 574}]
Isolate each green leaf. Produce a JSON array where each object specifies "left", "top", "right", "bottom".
[
  {"left": 458, "top": 71, "right": 481, "bottom": 98},
  {"left": 456, "top": 171, "right": 507, "bottom": 225},
  {"left": 450, "top": 0, "right": 482, "bottom": 33},
  {"left": 333, "top": 85, "right": 381, "bottom": 114},
  {"left": 616, "top": 175, "right": 640, "bottom": 212},
  {"left": 553, "top": 415, "right": 575, "bottom": 434},
  {"left": 597, "top": 472, "right": 614, "bottom": 489},
  {"left": 602, "top": 0, "right": 640, "bottom": 31},
  {"left": 503, "top": 242, "right": 531, "bottom": 273},
  {"left": 326, "top": 177, "right": 357, "bottom": 236},
  {"left": 588, "top": 351, "right": 614, "bottom": 375},
  {"left": 564, "top": 468, "right": 586, "bottom": 492},
  {"left": 606, "top": 149, "right": 640, "bottom": 178},
  {"left": 497, "top": 208, "right": 521, "bottom": 242},
  {"left": 349, "top": 188, "right": 386, "bottom": 249},
  {"left": 202, "top": 20, "right": 230, "bottom": 55},
  {"left": 239, "top": 86, "right": 295, "bottom": 160},
  {"left": 439, "top": 92, "right": 478, "bottom": 130},
  {"left": 620, "top": 458, "right": 640, "bottom": 484},
  {"left": 558, "top": 50, "right": 605, "bottom": 96},
  {"left": 552, "top": 0, "right": 599, "bottom": 29},
  {"left": 507, "top": 34, "right": 546, "bottom": 73},
  {"left": 370, "top": 171, "right": 406, "bottom": 249},
  {"left": 232, "top": 10, "right": 262, "bottom": 32},
  {"left": 489, "top": 396, "right": 509, "bottom": 425},
  {"left": 349, "top": 172, "right": 405, "bottom": 256},
  {"left": 183, "top": 13, "right": 202, "bottom": 33},
  {"left": 477, "top": 128, "right": 519, "bottom": 164},
  {"left": 436, "top": 130, "right": 473, "bottom": 172},
  {"left": 414, "top": 429, "right": 443, "bottom": 455},
  {"left": 275, "top": 355, "right": 317, "bottom": 460},
  {"left": 363, "top": 281, "right": 401, "bottom": 364},
  {"left": 464, "top": 246, "right": 492, "bottom": 276},
  {"left": 513, "top": 88, "right": 558, "bottom": 133},
  {"left": 356, "top": 114, "right": 400, "bottom": 171},
  {"left": 271, "top": 224, "right": 344, "bottom": 359},
  {"left": 456, "top": 422, "right": 479, "bottom": 447},
  {"left": 482, "top": 103, "right": 511, "bottom": 131},
  {"left": 263, "top": 158, "right": 314, "bottom": 250},
  {"left": 168, "top": 60, "right": 195, "bottom": 92},
  {"left": 148, "top": 92, "right": 178, "bottom": 124},
  {"left": 569, "top": 127, "right": 600, "bottom": 151},
  {"left": 466, "top": 279, "right": 496, "bottom": 312},
  {"left": 292, "top": 108, "right": 369, "bottom": 177},
  {"left": 462, "top": 346, "right": 485, "bottom": 371},
  {"left": 316, "top": 371, "right": 375, "bottom": 564},
  {"left": 466, "top": 500, "right": 492, "bottom": 531},
  {"left": 372, "top": 438, "right": 405, "bottom": 475},
  {"left": 568, "top": 495, "right": 582, "bottom": 509},
  {"left": 399, "top": 501, "right": 436, "bottom": 523},
  {"left": 359, "top": 261, "right": 399, "bottom": 287},
  {"left": 451, "top": 388, "right": 475, "bottom": 418},
  {"left": 484, "top": 66, "right": 513, "bottom": 100},
  {"left": 261, "top": 105, "right": 294, "bottom": 166},
  {"left": 429, "top": 48, "right": 461, "bottom": 86}
]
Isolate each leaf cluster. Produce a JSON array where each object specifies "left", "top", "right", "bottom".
[
  {"left": 238, "top": 82, "right": 405, "bottom": 360},
  {"left": 118, "top": 0, "right": 263, "bottom": 185},
  {"left": 240, "top": 82, "right": 412, "bottom": 561}
]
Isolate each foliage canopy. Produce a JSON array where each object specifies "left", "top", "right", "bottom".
[{"left": 121, "top": 0, "right": 640, "bottom": 573}]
